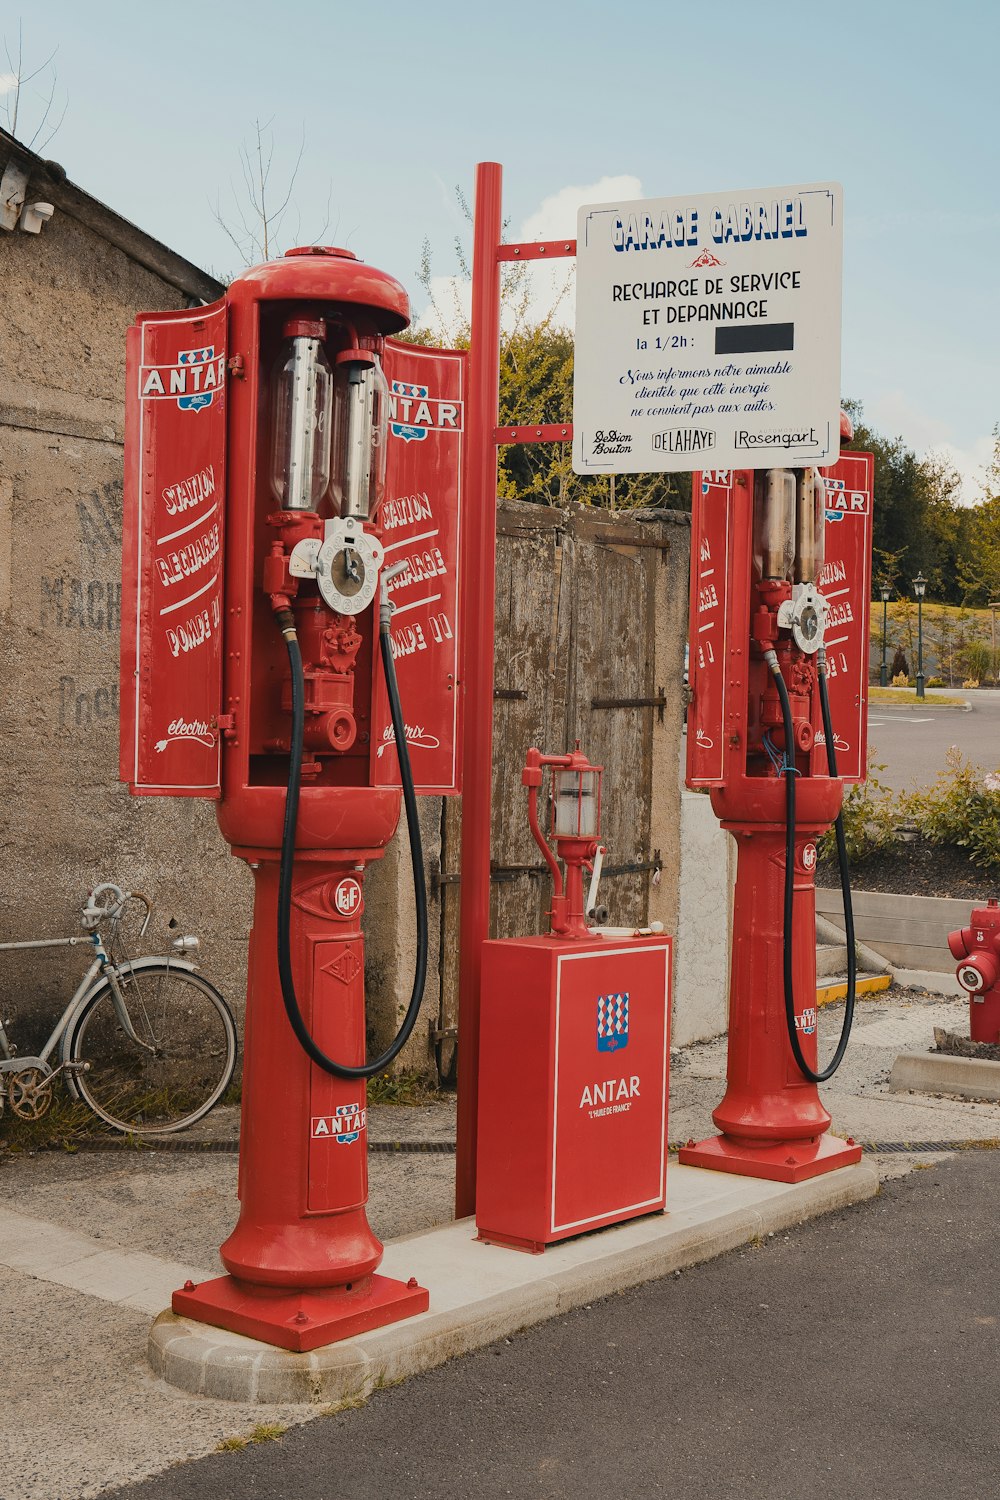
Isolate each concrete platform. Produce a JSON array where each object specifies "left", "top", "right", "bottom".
[
  {"left": 149, "top": 1160, "right": 878, "bottom": 1403},
  {"left": 889, "top": 1049, "right": 1000, "bottom": 1102}
]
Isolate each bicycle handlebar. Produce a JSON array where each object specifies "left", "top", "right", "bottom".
[{"left": 81, "top": 885, "right": 153, "bottom": 935}]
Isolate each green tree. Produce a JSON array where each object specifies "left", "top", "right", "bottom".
[
  {"left": 844, "top": 400, "right": 966, "bottom": 603},
  {"left": 955, "top": 430, "right": 1000, "bottom": 605}
]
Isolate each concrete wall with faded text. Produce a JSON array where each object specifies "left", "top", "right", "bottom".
[{"left": 0, "top": 200, "right": 252, "bottom": 1052}]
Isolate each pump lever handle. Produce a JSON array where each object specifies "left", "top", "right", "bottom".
[{"left": 586, "top": 844, "right": 607, "bottom": 921}]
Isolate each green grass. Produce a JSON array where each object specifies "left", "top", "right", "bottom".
[
  {"left": 366, "top": 1069, "right": 449, "bottom": 1106},
  {"left": 215, "top": 1422, "right": 288, "bottom": 1452},
  {"left": 1, "top": 1092, "right": 99, "bottom": 1152}
]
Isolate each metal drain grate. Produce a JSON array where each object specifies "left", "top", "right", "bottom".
[
  {"left": 50, "top": 1137, "right": 1000, "bottom": 1157},
  {"left": 69, "top": 1136, "right": 456, "bottom": 1155}
]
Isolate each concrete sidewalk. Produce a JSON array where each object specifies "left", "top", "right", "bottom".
[{"left": 2, "top": 985, "right": 999, "bottom": 1499}]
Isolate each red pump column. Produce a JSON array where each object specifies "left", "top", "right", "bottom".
[{"left": 171, "top": 250, "right": 428, "bottom": 1349}]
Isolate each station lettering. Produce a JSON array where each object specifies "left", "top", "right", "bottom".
[
  {"left": 161, "top": 464, "right": 217, "bottom": 517},
  {"left": 381, "top": 492, "right": 433, "bottom": 532}
]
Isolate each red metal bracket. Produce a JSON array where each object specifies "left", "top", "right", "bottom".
[
  {"left": 495, "top": 424, "right": 573, "bottom": 445},
  {"left": 497, "top": 240, "right": 576, "bottom": 262}
]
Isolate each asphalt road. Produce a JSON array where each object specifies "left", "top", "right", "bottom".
[
  {"left": 867, "top": 688, "right": 1000, "bottom": 792},
  {"left": 107, "top": 1151, "right": 1000, "bottom": 1500}
]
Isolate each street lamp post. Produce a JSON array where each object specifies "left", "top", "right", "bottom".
[
  {"left": 913, "top": 573, "right": 927, "bottom": 700},
  {"left": 880, "top": 583, "right": 892, "bottom": 687}
]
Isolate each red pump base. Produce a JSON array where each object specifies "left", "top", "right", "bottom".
[
  {"left": 680, "top": 780, "right": 862, "bottom": 1185},
  {"left": 678, "top": 1132, "right": 861, "bottom": 1184},
  {"left": 173, "top": 1273, "right": 429, "bottom": 1354}
]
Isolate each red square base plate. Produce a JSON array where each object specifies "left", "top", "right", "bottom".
[
  {"left": 678, "top": 1132, "right": 862, "bottom": 1183},
  {"left": 172, "top": 1272, "right": 429, "bottom": 1352}
]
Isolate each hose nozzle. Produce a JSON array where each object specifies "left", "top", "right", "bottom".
[{"left": 379, "top": 560, "right": 408, "bottom": 628}]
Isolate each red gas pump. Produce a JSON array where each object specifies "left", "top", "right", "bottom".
[
  {"left": 121, "top": 248, "right": 466, "bottom": 1349},
  {"left": 948, "top": 900, "right": 1000, "bottom": 1043},
  {"left": 679, "top": 420, "right": 873, "bottom": 1182},
  {"left": 476, "top": 748, "right": 671, "bottom": 1252}
]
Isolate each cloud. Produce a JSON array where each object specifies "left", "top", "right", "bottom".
[
  {"left": 865, "top": 389, "right": 994, "bottom": 504},
  {"left": 0, "top": 72, "right": 18, "bottom": 96},
  {"left": 414, "top": 174, "right": 643, "bottom": 342}
]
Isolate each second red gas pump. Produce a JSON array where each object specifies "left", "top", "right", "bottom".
[{"left": 681, "top": 423, "right": 874, "bottom": 1182}]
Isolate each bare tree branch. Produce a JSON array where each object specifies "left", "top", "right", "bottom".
[
  {"left": 211, "top": 118, "right": 335, "bottom": 270},
  {"left": 2, "top": 22, "right": 67, "bottom": 148}
]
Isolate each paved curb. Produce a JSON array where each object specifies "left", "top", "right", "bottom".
[
  {"left": 817, "top": 973, "right": 892, "bottom": 1006},
  {"left": 149, "top": 1161, "right": 879, "bottom": 1404},
  {"left": 889, "top": 1049, "right": 1000, "bottom": 1102}
]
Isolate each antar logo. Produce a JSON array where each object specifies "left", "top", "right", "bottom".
[
  {"left": 312, "top": 1104, "right": 367, "bottom": 1144},
  {"left": 388, "top": 381, "right": 463, "bottom": 443},
  {"left": 140, "top": 347, "right": 226, "bottom": 412},
  {"left": 597, "top": 993, "right": 629, "bottom": 1052}
]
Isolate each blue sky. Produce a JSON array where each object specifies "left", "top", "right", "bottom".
[{"left": 8, "top": 1, "right": 998, "bottom": 496}]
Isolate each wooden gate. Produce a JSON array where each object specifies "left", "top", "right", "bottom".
[{"left": 435, "top": 498, "right": 688, "bottom": 1079}]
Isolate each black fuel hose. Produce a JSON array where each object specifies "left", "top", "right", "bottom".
[
  {"left": 273, "top": 605, "right": 428, "bottom": 1081},
  {"left": 769, "top": 651, "right": 856, "bottom": 1083}
]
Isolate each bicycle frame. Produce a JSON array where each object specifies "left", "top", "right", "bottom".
[
  {"left": 0, "top": 933, "right": 107, "bottom": 1074},
  {"left": 0, "top": 930, "right": 177, "bottom": 1076}
]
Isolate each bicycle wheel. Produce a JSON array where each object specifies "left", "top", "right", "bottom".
[{"left": 69, "top": 965, "right": 238, "bottom": 1133}]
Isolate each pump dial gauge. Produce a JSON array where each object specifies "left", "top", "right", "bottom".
[
  {"left": 316, "top": 519, "right": 384, "bottom": 615},
  {"left": 778, "top": 584, "right": 827, "bottom": 656}
]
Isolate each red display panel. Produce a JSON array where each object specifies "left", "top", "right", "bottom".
[
  {"left": 120, "top": 301, "right": 228, "bottom": 797},
  {"left": 551, "top": 943, "right": 670, "bottom": 1237},
  {"left": 813, "top": 451, "right": 873, "bottom": 784},
  {"left": 371, "top": 340, "right": 466, "bottom": 795},
  {"left": 476, "top": 934, "right": 671, "bottom": 1252},
  {"left": 686, "top": 470, "right": 739, "bottom": 785},
  {"left": 686, "top": 457, "right": 873, "bottom": 788}
]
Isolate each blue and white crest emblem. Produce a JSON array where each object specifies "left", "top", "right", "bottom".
[
  {"left": 177, "top": 347, "right": 216, "bottom": 411},
  {"left": 597, "top": 993, "right": 629, "bottom": 1052},
  {"left": 390, "top": 379, "right": 429, "bottom": 442},
  {"left": 335, "top": 1102, "right": 363, "bottom": 1144}
]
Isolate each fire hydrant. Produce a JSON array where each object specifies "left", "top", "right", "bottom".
[{"left": 948, "top": 898, "right": 1000, "bottom": 1043}]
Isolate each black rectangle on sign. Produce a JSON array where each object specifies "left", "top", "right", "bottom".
[{"left": 715, "top": 323, "right": 794, "bottom": 355}]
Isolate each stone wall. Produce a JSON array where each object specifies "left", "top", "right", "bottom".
[{"left": 0, "top": 203, "right": 252, "bottom": 1052}]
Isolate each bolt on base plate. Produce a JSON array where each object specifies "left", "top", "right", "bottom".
[
  {"left": 172, "top": 1271, "right": 428, "bottom": 1353},
  {"left": 678, "top": 1132, "right": 862, "bottom": 1184}
]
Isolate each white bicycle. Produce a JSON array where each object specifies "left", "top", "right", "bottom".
[{"left": 0, "top": 883, "right": 237, "bottom": 1134}]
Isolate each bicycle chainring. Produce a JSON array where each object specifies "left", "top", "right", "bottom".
[{"left": 7, "top": 1067, "right": 54, "bottom": 1121}]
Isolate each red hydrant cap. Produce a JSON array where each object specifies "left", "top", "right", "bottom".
[
  {"left": 948, "top": 927, "right": 971, "bottom": 960},
  {"left": 957, "top": 956, "right": 997, "bottom": 993}
]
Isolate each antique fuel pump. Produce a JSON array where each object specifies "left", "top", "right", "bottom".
[
  {"left": 121, "top": 248, "right": 466, "bottom": 1349},
  {"left": 476, "top": 747, "right": 671, "bottom": 1252},
  {"left": 680, "top": 422, "right": 873, "bottom": 1182}
]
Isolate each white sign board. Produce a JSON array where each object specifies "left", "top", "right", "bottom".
[{"left": 573, "top": 182, "right": 843, "bottom": 474}]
